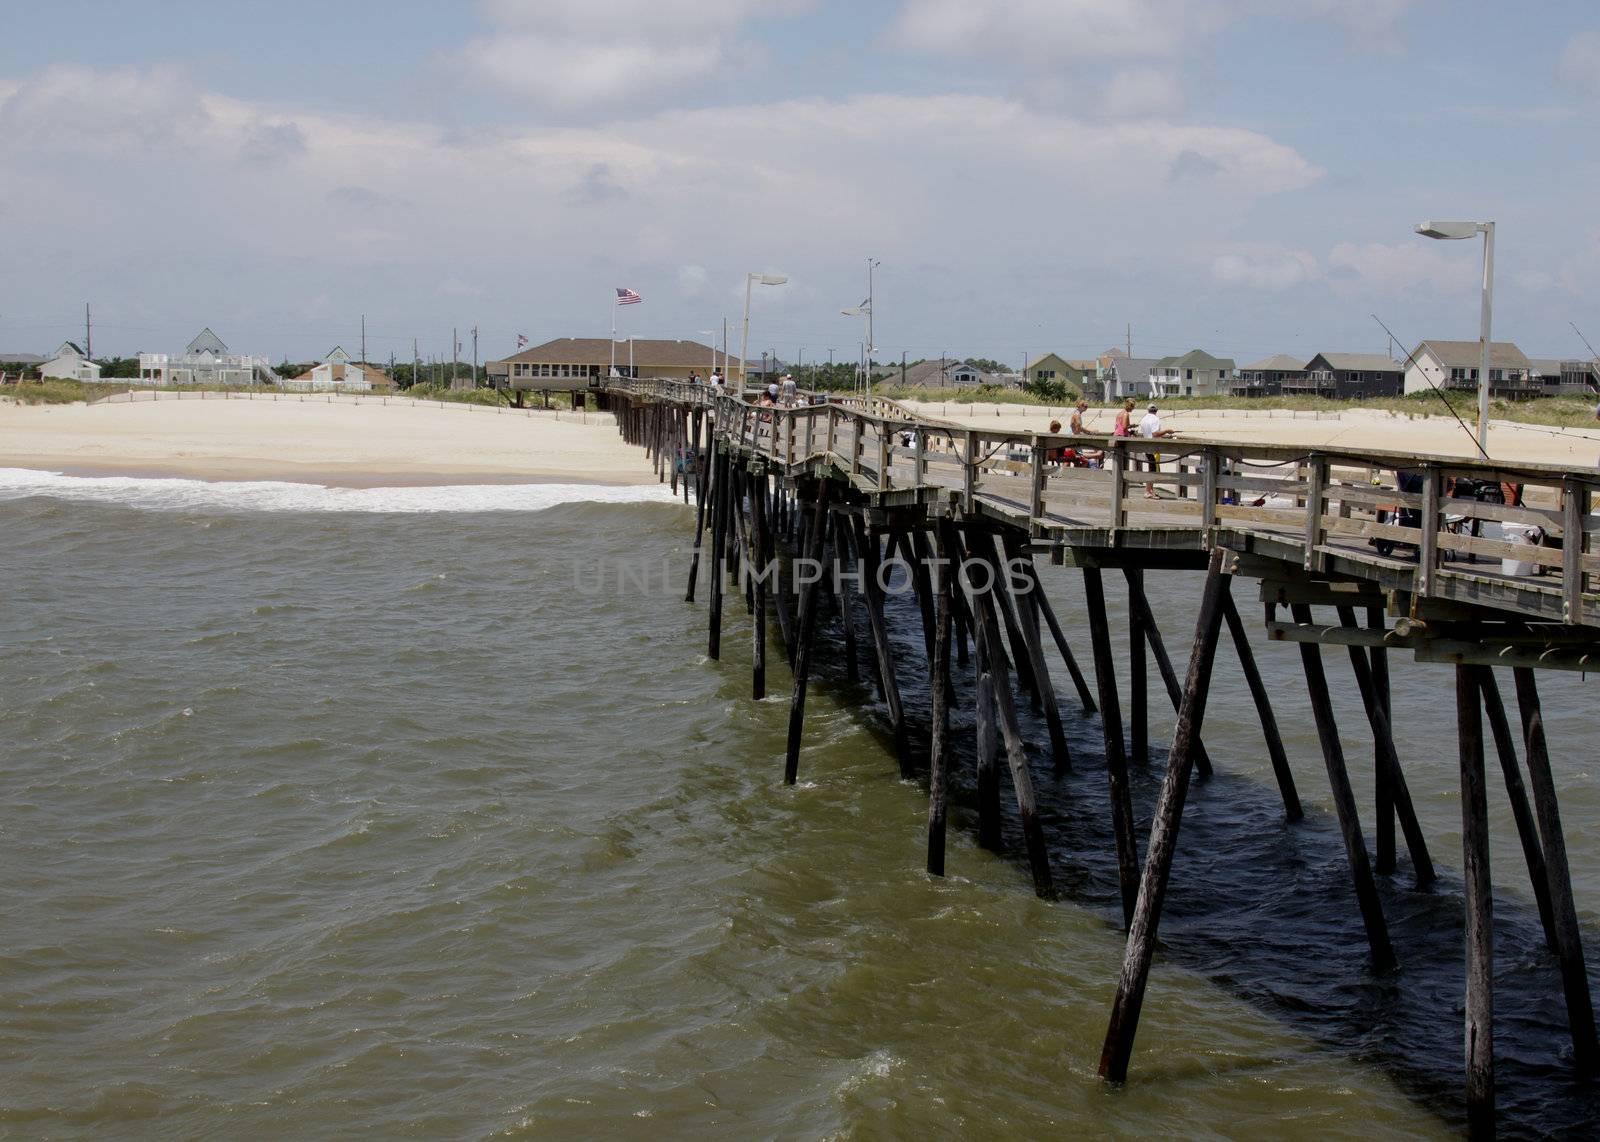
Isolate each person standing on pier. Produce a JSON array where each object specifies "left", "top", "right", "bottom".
[
  {"left": 1137, "top": 403, "right": 1176, "bottom": 499},
  {"left": 1114, "top": 397, "right": 1136, "bottom": 437}
]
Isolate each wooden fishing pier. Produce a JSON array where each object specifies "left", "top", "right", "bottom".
[{"left": 604, "top": 377, "right": 1598, "bottom": 1136}]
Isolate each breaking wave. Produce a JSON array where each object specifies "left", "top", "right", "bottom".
[{"left": 0, "top": 468, "right": 683, "bottom": 514}]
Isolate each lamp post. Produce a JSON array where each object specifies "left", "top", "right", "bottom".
[
  {"left": 699, "top": 330, "right": 716, "bottom": 381},
  {"left": 740, "top": 272, "right": 788, "bottom": 388},
  {"left": 1415, "top": 219, "right": 1495, "bottom": 455}
]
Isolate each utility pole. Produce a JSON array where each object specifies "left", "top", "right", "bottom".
[
  {"left": 452, "top": 326, "right": 459, "bottom": 388},
  {"left": 361, "top": 313, "right": 366, "bottom": 363},
  {"left": 472, "top": 326, "right": 479, "bottom": 386},
  {"left": 85, "top": 303, "right": 92, "bottom": 358},
  {"left": 413, "top": 337, "right": 419, "bottom": 389},
  {"left": 1126, "top": 322, "right": 1132, "bottom": 358}
]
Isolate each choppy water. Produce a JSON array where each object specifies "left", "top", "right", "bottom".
[{"left": 1, "top": 471, "right": 1596, "bottom": 1137}]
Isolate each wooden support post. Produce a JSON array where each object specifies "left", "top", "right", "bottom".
[
  {"left": 1291, "top": 602, "right": 1395, "bottom": 972},
  {"left": 1127, "top": 567, "right": 1149, "bottom": 766},
  {"left": 971, "top": 530, "right": 1036, "bottom": 698},
  {"left": 731, "top": 468, "right": 753, "bottom": 615},
  {"left": 1221, "top": 591, "right": 1301, "bottom": 821},
  {"left": 974, "top": 624, "right": 1002, "bottom": 852},
  {"left": 1030, "top": 564, "right": 1096, "bottom": 713},
  {"left": 1475, "top": 666, "right": 1556, "bottom": 952},
  {"left": 854, "top": 514, "right": 911, "bottom": 776},
  {"left": 900, "top": 529, "right": 937, "bottom": 668},
  {"left": 1098, "top": 548, "right": 1232, "bottom": 1083},
  {"left": 1003, "top": 535, "right": 1069, "bottom": 772},
  {"left": 707, "top": 450, "right": 728, "bottom": 660},
  {"left": 831, "top": 515, "right": 862, "bottom": 686},
  {"left": 1083, "top": 564, "right": 1138, "bottom": 927},
  {"left": 1126, "top": 579, "right": 1213, "bottom": 778},
  {"left": 1513, "top": 667, "right": 1599, "bottom": 1069},
  {"left": 1334, "top": 606, "right": 1435, "bottom": 887},
  {"left": 1563, "top": 479, "right": 1587, "bottom": 624},
  {"left": 1456, "top": 665, "right": 1495, "bottom": 1139},
  {"left": 685, "top": 434, "right": 714, "bottom": 603},
  {"left": 1368, "top": 605, "right": 1396, "bottom": 875},
  {"left": 785, "top": 481, "right": 831, "bottom": 784},
  {"left": 951, "top": 564, "right": 972, "bottom": 668},
  {"left": 927, "top": 519, "right": 954, "bottom": 876},
  {"left": 751, "top": 471, "right": 769, "bottom": 701},
  {"left": 966, "top": 540, "right": 1056, "bottom": 900}
]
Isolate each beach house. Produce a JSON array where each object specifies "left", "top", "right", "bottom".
[
  {"left": 138, "top": 328, "right": 277, "bottom": 386},
  {"left": 1402, "top": 340, "right": 1540, "bottom": 398},
  {"left": 282, "top": 346, "right": 395, "bottom": 392},
  {"left": 1149, "top": 350, "right": 1235, "bottom": 398},
  {"left": 883, "top": 359, "right": 1002, "bottom": 389},
  {"left": 1232, "top": 354, "right": 1304, "bottom": 398},
  {"left": 1294, "top": 353, "right": 1405, "bottom": 399},
  {"left": 1022, "top": 353, "right": 1086, "bottom": 396},
  {"left": 38, "top": 341, "right": 101, "bottom": 382},
  {"left": 487, "top": 337, "right": 720, "bottom": 390}
]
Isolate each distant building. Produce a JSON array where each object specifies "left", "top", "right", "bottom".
[
  {"left": 1529, "top": 357, "right": 1599, "bottom": 396},
  {"left": 1403, "top": 340, "right": 1539, "bottom": 398},
  {"left": 884, "top": 359, "right": 1003, "bottom": 388},
  {"left": 39, "top": 341, "right": 101, "bottom": 382},
  {"left": 282, "top": 346, "right": 395, "bottom": 392},
  {"left": 1149, "top": 349, "right": 1235, "bottom": 399},
  {"left": 138, "top": 328, "right": 277, "bottom": 386},
  {"left": 1233, "top": 354, "right": 1304, "bottom": 398},
  {"left": 488, "top": 337, "right": 720, "bottom": 390},
  {"left": 1103, "top": 356, "right": 1160, "bottom": 400},
  {"left": 1022, "top": 352, "right": 1086, "bottom": 395},
  {"left": 1296, "top": 353, "right": 1404, "bottom": 399}
]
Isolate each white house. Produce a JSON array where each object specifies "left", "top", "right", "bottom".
[
  {"left": 138, "top": 328, "right": 277, "bottom": 386},
  {"left": 1402, "top": 340, "right": 1540, "bottom": 398},
  {"left": 39, "top": 341, "right": 101, "bottom": 382},
  {"left": 281, "top": 346, "right": 395, "bottom": 392}
]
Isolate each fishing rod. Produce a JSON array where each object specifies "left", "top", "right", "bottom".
[{"left": 1369, "top": 313, "right": 1489, "bottom": 460}]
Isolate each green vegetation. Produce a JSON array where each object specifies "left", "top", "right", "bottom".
[
  {"left": 1, "top": 379, "right": 135, "bottom": 404},
  {"left": 403, "top": 383, "right": 511, "bottom": 407}
]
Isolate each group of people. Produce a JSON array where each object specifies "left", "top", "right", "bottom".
[
  {"left": 1044, "top": 398, "right": 1176, "bottom": 496},
  {"left": 687, "top": 370, "right": 725, "bottom": 392}
]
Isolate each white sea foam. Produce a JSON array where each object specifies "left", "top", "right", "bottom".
[{"left": 0, "top": 468, "right": 683, "bottom": 514}]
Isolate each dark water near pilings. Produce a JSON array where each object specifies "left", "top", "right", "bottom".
[{"left": 0, "top": 479, "right": 1596, "bottom": 1137}]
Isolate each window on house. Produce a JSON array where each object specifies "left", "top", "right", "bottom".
[{"left": 1185, "top": 368, "right": 1194, "bottom": 380}]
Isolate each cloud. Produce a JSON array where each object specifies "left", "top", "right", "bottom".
[
  {"left": 1211, "top": 247, "right": 1320, "bottom": 291},
  {"left": 1557, "top": 29, "right": 1600, "bottom": 98},
  {"left": 462, "top": 0, "right": 811, "bottom": 109},
  {"left": 0, "top": 64, "right": 207, "bottom": 152},
  {"left": 677, "top": 264, "right": 710, "bottom": 295},
  {"left": 1327, "top": 241, "right": 1473, "bottom": 294},
  {"left": 568, "top": 163, "right": 629, "bottom": 204},
  {"left": 888, "top": 0, "right": 1419, "bottom": 72},
  {"left": 239, "top": 119, "right": 306, "bottom": 165},
  {"left": 1102, "top": 68, "right": 1186, "bottom": 118}
]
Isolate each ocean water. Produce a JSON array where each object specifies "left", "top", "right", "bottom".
[{"left": 0, "top": 470, "right": 1596, "bottom": 1137}]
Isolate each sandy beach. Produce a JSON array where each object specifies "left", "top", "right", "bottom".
[
  {"left": 0, "top": 396, "right": 659, "bottom": 485},
  {"left": 902, "top": 400, "right": 1600, "bottom": 469}
]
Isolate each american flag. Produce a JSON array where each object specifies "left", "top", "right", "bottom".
[
  {"left": 615, "top": 287, "right": 642, "bottom": 306},
  {"left": 516, "top": 334, "right": 528, "bottom": 348}
]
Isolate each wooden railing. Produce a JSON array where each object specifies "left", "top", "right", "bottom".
[{"left": 609, "top": 377, "right": 1599, "bottom": 624}]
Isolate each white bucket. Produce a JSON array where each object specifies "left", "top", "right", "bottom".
[{"left": 1501, "top": 523, "right": 1540, "bottom": 576}]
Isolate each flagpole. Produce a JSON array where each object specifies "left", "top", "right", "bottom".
[{"left": 610, "top": 293, "right": 616, "bottom": 378}]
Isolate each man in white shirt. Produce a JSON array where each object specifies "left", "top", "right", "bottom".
[{"left": 1137, "top": 403, "right": 1175, "bottom": 498}]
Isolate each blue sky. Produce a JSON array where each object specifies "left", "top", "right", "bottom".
[{"left": 1, "top": 0, "right": 1596, "bottom": 368}]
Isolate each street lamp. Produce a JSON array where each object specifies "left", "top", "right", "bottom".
[
  {"left": 1415, "top": 218, "right": 1495, "bottom": 454},
  {"left": 740, "top": 272, "right": 788, "bottom": 387}
]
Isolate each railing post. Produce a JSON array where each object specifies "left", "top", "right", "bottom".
[
  {"left": 963, "top": 429, "right": 976, "bottom": 511},
  {"left": 915, "top": 428, "right": 927, "bottom": 487},
  {"left": 1303, "top": 455, "right": 1328, "bottom": 571},
  {"left": 1416, "top": 465, "right": 1440, "bottom": 597},
  {"left": 1200, "top": 445, "right": 1219, "bottom": 538},
  {"left": 1109, "top": 442, "right": 1127, "bottom": 533},
  {"left": 852, "top": 415, "right": 864, "bottom": 476},
  {"left": 1030, "top": 434, "right": 1046, "bottom": 526},
  {"left": 877, "top": 423, "right": 890, "bottom": 490},
  {"left": 771, "top": 411, "right": 781, "bottom": 462},
  {"left": 804, "top": 410, "right": 814, "bottom": 459},
  {"left": 1563, "top": 478, "right": 1588, "bottom": 624},
  {"left": 826, "top": 406, "right": 837, "bottom": 458},
  {"left": 786, "top": 412, "right": 796, "bottom": 465}
]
